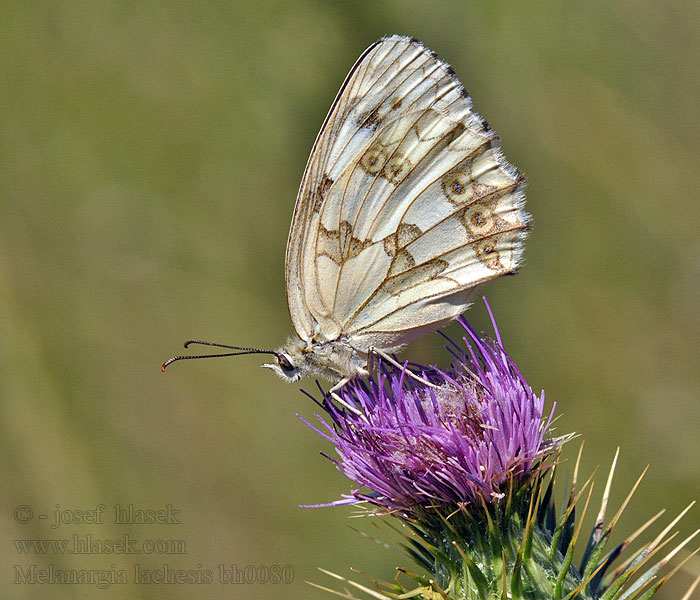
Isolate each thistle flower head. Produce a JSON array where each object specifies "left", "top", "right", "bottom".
[
  {"left": 302, "top": 303, "right": 698, "bottom": 600},
  {"left": 303, "top": 302, "right": 563, "bottom": 513}
]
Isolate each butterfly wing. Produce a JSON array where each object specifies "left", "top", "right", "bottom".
[{"left": 286, "top": 35, "right": 528, "bottom": 352}]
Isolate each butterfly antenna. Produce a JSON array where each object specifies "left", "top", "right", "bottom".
[{"left": 161, "top": 340, "right": 279, "bottom": 372}]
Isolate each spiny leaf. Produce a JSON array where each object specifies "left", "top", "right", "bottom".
[
  {"left": 451, "top": 540, "right": 490, "bottom": 598},
  {"left": 591, "top": 510, "right": 665, "bottom": 594},
  {"left": 584, "top": 463, "right": 649, "bottom": 579},
  {"left": 555, "top": 482, "right": 594, "bottom": 599}
]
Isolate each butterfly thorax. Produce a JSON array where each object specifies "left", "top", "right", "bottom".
[{"left": 263, "top": 336, "right": 369, "bottom": 383}]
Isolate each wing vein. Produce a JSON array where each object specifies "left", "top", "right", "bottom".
[
  {"left": 329, "top": 75, "right": 462, "bottom": 313},
  {"left": 344, "top": 220, "right": 525, "bottom": 330}
]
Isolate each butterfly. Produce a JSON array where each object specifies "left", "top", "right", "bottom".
[{"left": 163, "top": 35, "right": 529, "bottom": 392}]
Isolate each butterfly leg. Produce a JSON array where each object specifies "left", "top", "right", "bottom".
[
  {"left": 328, "top": 378, "right": 367, "bottom": 418},
  {"left": 369, "top": 347, "right": 440, "bottom": 389}
]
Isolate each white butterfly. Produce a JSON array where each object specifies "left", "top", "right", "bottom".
[{"left": 164, "top": 35, "right": 529, "bottom": 391}]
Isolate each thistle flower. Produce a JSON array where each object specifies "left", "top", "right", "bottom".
[
  {"left": 302, "top": 301, "right": 698, "bottom": 600},
  {"left": 302, "top": 306, "right": 563, "bottom": 513}
]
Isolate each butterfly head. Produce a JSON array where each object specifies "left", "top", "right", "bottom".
[
  {"left": 261, "top": 351, "right": 301, "bottom": 382},
  {"left": 261, "top": 338, "right": 308, "bottom": 382}
]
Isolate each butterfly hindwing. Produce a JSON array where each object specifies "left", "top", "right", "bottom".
[{"left": 286, "top": 35, "right": 528, "bottom": 353}]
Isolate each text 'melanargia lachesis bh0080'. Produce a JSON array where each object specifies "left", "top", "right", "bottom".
[{"left": 163, "top": 35, "right": 529, "bottom": 394}]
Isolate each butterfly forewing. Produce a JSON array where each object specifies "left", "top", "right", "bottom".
[{"left": 286, "top": 35, "right": 528, "bottom": 354}]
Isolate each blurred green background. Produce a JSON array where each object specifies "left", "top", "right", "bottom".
[{"left": 1, "top": 2, "right": 698, "bottom": 599}]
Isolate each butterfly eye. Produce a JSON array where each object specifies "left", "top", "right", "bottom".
[{"left": 278, "top": 354, "right": 294, "bottom": 373}]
